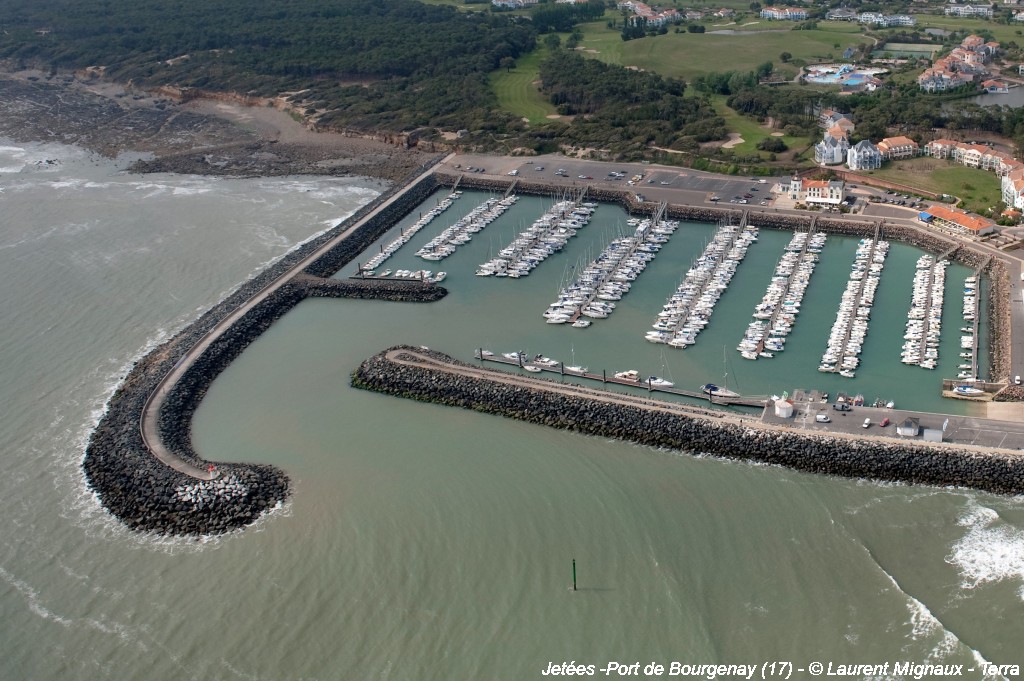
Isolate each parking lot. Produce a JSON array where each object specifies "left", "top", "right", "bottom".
[
  {"left": 447, "top": 154, "right": 786, "bottom": 208},
  {"left": 762, "top": 400, "right": 1024, "bottom": 451}
]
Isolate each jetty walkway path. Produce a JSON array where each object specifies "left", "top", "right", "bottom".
[
  {"left": 385, "top": 348, "right": 1024, "bottom": 454},
  {"left": 139, "top": 155, "right": 454, "bottom": 481}
]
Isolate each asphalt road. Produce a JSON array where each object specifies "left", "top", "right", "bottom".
[{"left": 763, "top": 400, "right": 1024, "bottom": 451}]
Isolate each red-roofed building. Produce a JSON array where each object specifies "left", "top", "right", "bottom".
[
  {"left": 785, "top": 176, "right": 846, "bottom": 206},
  {"left": 920, "top": 205, "right": 995, "bottom": 235},
  {"left": 877, "top": 136, "right": 919, "bottom": 159}
]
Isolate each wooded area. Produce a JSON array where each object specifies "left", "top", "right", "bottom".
[{"left": 0, "top": 0, "right": 535, "bottom": 132}]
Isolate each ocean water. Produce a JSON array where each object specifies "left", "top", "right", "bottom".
[{"left": 2, "top": 142, "right": 1023, "bottom": 680}]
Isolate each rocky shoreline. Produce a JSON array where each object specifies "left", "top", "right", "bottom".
[
  {"left": 0, "top": 70, "right": 433, "bottom": 183},
  {"left": 82, "top": 164, "right": 447, "bottom": 536},
  {"left": 353, "top": 347, "right": 1024, "bottom": 495}
]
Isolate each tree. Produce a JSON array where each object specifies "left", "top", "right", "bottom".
[
  {"left": 500, "top": 56, "right": 516, "bottom": 72},
  {"left": 544, "top": 33, "right": 562, "bottom": 50},
  {"left": 757, "top": 136, "right": 787, "bottom": 152},
  {"left": 780, "top": 51, "right": 792, "bottom": 63}
]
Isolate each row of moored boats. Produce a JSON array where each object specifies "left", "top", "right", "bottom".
[
  {"left": 819, "top": 238, "right": 890, "bottom": 378},
  {"left": 416, "top": 196, "right": 518, "bottom": 261},
  {"left": 476, "top": 200, "right": 596, "bottom": 278},
  {"left": 478, "top": 349, "right": 679, "bottom": 387},
  {"left": 737, "top": 230, "right": 826, "bottom": 360},
  {"left": 957, "top": 276, "right": 979, "bottom": 380},
  {"left": 900, "top": 255, "right": 948, "bottom": 369},
  {"left": 646, "top": 224, "right": 758, "bottom": 348},
  {"left": 363, "top": 192, "right": 461, "bottom": 270},
  {"left": 544, "top": 217, "right": 679, "bottom": 327}
]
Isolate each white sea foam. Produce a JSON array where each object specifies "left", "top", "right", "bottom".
[
  {"left": 947, "top": 498, "right": 1024, "bottom": 597},
  {"left": 171, "top": 185, "right": 213, "bottom": 196},
  {"left": 0, "top": 565, "right": 72, "bottom": 626},
  {"left": 861, "top": 537, "right": 999, "bottom": 671}
]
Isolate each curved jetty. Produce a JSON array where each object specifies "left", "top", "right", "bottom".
[
  {"left": 83, "top": 158, "right": 449, "bottom": 535},
  {"left": 353, "top": 346, "right": 1024, "bottom": 496}
]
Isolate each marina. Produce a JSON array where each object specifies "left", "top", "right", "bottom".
[
  {"left": 361, "top": 191, "right": 461, "bottom": 271},
  {"left": 7, "top": 121, "right": 1024, "bottom": 681},
  {"left": 476, "top": 194, "right": 592, "bottom": 278},
  {"left": 900, "top": 254, "right": 949, "bottom": 369},
  {"left": 646, "top": 221, "right": 758, "bottom": 348},
  {"left": 960, "top": 269, "right": 982, "bottom": 380},
  {"left": 334, "top": 181, "right": 993, "bottom": 412},
  {"left": 414, "top": 195, "right": 517, "bottom": 261},
  {"left": 543, "top": 210, "right": 679, "bottom": 326},
  {"left": 738, "top": 228, "right": 826, "bottom": 360},
  {"left": 819, "top": 235, "right": 890, "bottom": 378}
]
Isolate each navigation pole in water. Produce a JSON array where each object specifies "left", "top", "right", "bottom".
[{"left": 572, "top": 559, "right": 577, "bottom": 591}]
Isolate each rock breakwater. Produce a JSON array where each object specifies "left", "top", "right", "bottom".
[
  {"left": 83, "top": 162, "right": 446, "bottom": 536},
  {"left": 353, "top": 347, "right": 1024, "bottom": 495}
]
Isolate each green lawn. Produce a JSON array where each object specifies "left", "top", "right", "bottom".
[
  {"left": 579, "top": 20, "right": 870, "bottom": 82},
  {"left": 862, "top": 157, "right": 1002, "bottom": 215},
  {"left": 709, "top": 95, "right": 813, "bottom": 159},
  {"left": 909, "top": 15, "right": 1024, "bottom": 44},
  {"left": 490, "top": 48, "right": 559, "bottom": 125}
]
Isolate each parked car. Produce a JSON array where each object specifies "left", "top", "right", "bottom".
[
  {"left": 815, "top": 414, "right": 831, "bottom": 423},
  {"left": 1015, "top": 375, "right": 1021, "bottom": 385},
  {"left": 833, "top": 403, "right": 851, "bottom": 411},
  {"left": 880, "top": 418, "right": 890, "bottom": 427},
  {"left": 863, "top": 418, "right": 871, "bottom": 428}
]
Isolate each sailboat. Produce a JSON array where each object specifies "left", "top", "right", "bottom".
[
  {"left": 563, "top": 345, "right": 588, "bottom": 374},
  {"left": 648, "top": 349, "right": 674, "bottom": 387},
  {"left": 701, "top": 347, "right": 741, "bottom": 397}
]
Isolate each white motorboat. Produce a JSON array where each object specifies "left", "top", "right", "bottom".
[
  {"left": 648, "top": 376, "right": 674, "bottom": 388},
  {"left": 614, "top": 370, "right": 641, "bottom": 381}
]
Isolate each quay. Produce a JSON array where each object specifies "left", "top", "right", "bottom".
[{"left": 476, "top": 349, "right": 769, "bottom": 408}]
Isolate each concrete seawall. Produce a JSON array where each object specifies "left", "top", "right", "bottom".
[
  {"left": 353, "top": 347, "right": 1024, "bottom": 495},
  {"left": 83, "top": 162, "right": 448, "bottom": 536}
]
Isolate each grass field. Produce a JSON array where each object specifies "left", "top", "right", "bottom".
[
  {"left": 490, "top": 49, "right": 559, "bottom": 125},
  {"left": 863, "top": 157, "right": 1002, "bottom": 214},
  {"left": 578, "top": 20, "right": 869, "bottom": 81},
  {"left": 909, "top": 15, "right": 1024, "bottom": 45},
  {"left": 709, "top": 95, "right": 813, "bottom": 159}
]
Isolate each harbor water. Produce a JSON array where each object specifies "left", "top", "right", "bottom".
[{"left": 2, "top": 145, "right": 1023, "bottom": 680}]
